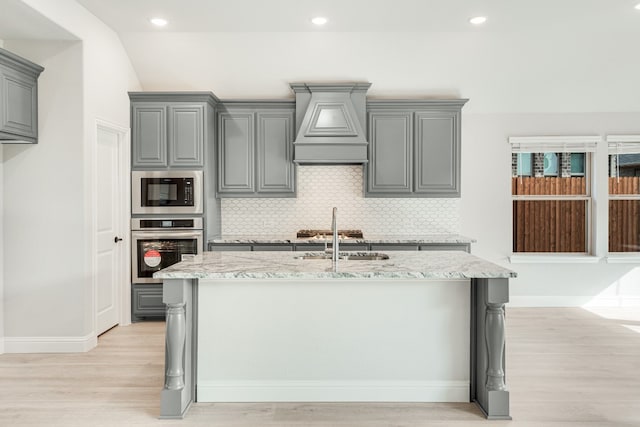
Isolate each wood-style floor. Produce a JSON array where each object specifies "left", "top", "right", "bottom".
[{"left": 1, "top": 307, "right": 639, "bottom": 426}]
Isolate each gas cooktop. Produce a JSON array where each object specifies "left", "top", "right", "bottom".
[{"left": 296, "top": 229, "right": 364, "bottom": 239}]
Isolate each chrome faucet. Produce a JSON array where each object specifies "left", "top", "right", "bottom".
[{"left": 332, "top": 207, "right": 339, "bottom": 262}]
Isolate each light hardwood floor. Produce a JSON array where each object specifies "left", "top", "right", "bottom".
[{"left": 1, "top": 307, "right": 639, "bottom": 426}]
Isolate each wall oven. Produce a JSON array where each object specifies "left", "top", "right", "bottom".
[
  {"left": 131, "top": 217, "right": 203, "bottom": 284},
  {"left": 132, "top": 170, "right": 203, "bottom": 215}
]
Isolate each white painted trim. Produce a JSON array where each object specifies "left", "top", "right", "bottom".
[
  {"left": 197, "top": 380, "right": 469, "bottom": 403},
  {"left": 509, "top": 255, "right": 601, "bottom": 264},
  {"left": 4, "top": 333, "right": 97, "bottom": 353},
  {"left": 606, "top": 255, "right": 640, "bottom": 263},
  {"left": 508, "top": 295, "right": 640, "bottom": 307}
]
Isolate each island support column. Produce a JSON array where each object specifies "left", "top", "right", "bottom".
[
  {"left": 471, "top": 278, "right": 511, "bottom": 420},
  {"left": 160, "top": 279, "right": 197, "bottom": 419}
]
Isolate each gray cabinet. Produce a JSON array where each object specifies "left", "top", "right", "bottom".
[
  {"left": 169, "top": 105, "right": 204, "bottom": 166},
  {"left": 130, "top": 93, "right": 213, "bottom": 169},
  {"left": 366, "top": 100, "right": 467, "bottom": 197},
  {"left": 131, "top": 284, "right": 165, "bottom": 322},
  {"left": 218, "top": 103, "right": 295, "bottom": 197},
  {"left": 132, "top": 104, "right": 167, "bottom": 167},
  {"left": 414, "top": 111, "right": 459, "bottom": 195},
  {"left": 257, "top": 112, "right": 295, "bottom": 194},
  {"left": 218, "top": 112, "right": 254, "bottom": 193},
  {"left": 209, "top": 241, "right": 469, "bottom": 252},
  {"left": 0, "top": 47, "right": 44, "bottom": 144},
  {"left": 367, "top": 111, "right": 413, "bottom": 194}
]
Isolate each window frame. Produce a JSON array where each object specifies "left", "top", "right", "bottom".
[
  {"left": 607, "top": 135, "right": 640, "bottom": 255},
  {"left": 509, "top": 136, "right": 598, "bottom": 256}
]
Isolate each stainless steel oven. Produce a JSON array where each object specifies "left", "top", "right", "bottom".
[
  {"left": 131, "top": 217, "right": 203, "bottom": 284},
  {"left": 132, "top": 170, "right": 203, "bottom": 215}
]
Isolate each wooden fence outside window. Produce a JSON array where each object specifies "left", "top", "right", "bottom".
[{"left": 512, "top": 177, "right": 640, "bottom": 253}]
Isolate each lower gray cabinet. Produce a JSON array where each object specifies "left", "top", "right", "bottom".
[
  {"left": 208, "top": 243, "right": 252, "bottom": 251},
  {"left": 132, "top": 284, "right": 165, "bottom": 322},
  {"left": 252, "top": 244, "right": 293, "bottom": 251},
  {"left": 370, "top": 244, "right": 419, "bottom": 251},
  {"left": 218, "top": 103, "right": 295, "bottom": 197},
  {"left": 419, "top": 243, "right": 470, "bottom": 252}
]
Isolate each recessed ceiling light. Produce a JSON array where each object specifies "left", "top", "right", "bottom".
[
  {"left": 469, "top": 16, "right": 487, "bottom": 25},
  {"left": 635, "top": 3, "right": 640, "bottom": 10},
  {"left": 311, "top": 16, "right": 328, "bottom": 26},
  {"left": 150, "top": 17, "right": 168, "bottom": 27}
]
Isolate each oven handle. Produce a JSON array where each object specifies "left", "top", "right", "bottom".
[{"left": 131, "top": 231, "right": 203, "bottom": 239}]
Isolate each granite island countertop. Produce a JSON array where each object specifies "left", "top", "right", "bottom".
[
  {"left": 154, "top": 250, "right": 516, "bottom": 280},
  {"left": 208, "top": 234, "right": 476, "bottom": 245}
]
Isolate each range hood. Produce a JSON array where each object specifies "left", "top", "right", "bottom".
[{"left": 290, "top": 83, "right": 371, "bottom": 164}]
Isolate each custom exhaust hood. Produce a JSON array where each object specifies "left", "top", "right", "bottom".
[{"left": 290, "top": 82, "right": 371, "bottom": 164}]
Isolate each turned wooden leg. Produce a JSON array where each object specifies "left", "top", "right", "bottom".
[
  {"left": 485, "top": 302, "right": 506, "bottom": 391},
  {"left": 164, "top": 302, "right": 186, "bottom": 390}
]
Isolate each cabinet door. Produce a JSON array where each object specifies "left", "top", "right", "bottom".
[
  {"left": 256, "top": 111, "right": 295, "bottom": 194},
  {"left": 218, "top": 112, "right": 255, "bottom": 193},
  {"left": 169, "top": 105, "right": 204, "bottom": 167},
  {"left": 414, "top": 111, "right": 460, "bottom": 196},
  {"left": 366, "top": 111, "right": 413, "bottom": 195},
  {"left": 131, "top": 284, "right": 165, "bottom": 321},
  {"left": 132, "top": 104, "right": 167, "bottom": 167},
  {"left": 0, "top": 66, "right": 38, "bottom": 140}
]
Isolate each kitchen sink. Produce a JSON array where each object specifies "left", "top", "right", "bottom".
[{"left": 294, "top": 252, "right": 389, "bottom": 261}]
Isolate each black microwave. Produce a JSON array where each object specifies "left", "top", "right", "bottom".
[{"left": 132, "top": 171, "right": 203, "bottom": 215}]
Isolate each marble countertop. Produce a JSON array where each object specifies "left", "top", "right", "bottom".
[
  {"left": 154, "top": 250, "right": 516, "bottom": 280},
  {"left": 209, "top": 234, "right": 476, "bottom": 245}
]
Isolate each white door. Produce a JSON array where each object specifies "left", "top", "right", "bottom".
[{"left": 96, "top": 125, "right": 124, "bottom": 335}]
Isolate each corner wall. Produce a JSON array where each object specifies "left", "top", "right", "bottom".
[{"left": 2, "top": 0, "right": 140, "bottom": 352}]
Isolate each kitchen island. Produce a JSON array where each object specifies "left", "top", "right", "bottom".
[{"left": 154, "top": 250, "right": 516, "bottom": 420}]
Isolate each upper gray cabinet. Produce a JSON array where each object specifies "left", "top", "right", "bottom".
[
  {"left": 367, "top": 111, "right": 413, "bottom": 194},
  {"left": 130, "top": 93, "right": 217, "bottom": 169},
  {"left": 366, "top": 100, "right": 467, "bottom": 197},
  {"left": 217, "top": 103, "right": 295, "bottom": 197},
  {"left": 0, "top": 48, "right": 44, "bottom": 144}
]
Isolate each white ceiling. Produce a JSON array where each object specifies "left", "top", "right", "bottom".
[
  {"left": 74, "top": 0, "right": 640, "bottom": 33},
  {"left": 3, "top": 0, "right": 640, "bottom": 112}
]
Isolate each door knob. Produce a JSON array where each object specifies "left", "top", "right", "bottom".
[{"left": 114, "top": 236, "right": 123, "bottom": 243}]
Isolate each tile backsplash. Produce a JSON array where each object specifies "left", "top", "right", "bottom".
[{"left": 221, "top": 165, "right": 460, "bottom": 236}]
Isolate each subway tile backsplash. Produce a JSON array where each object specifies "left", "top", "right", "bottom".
[{"left": 221, "top": 165, "right": 460, "bottom": 236}]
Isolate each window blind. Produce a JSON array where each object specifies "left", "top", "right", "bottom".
[
  {"left": 607, "top": 135, "right": 640, "bottom": 154},
  {"left": 509, "top": 136, "right": 599, "bottom": 153}
]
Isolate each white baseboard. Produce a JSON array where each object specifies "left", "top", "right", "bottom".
[
  {"left": 4, "top": 333, "right": 97, "bottom": 353},
  {"left": 508, "top": 295, "right": 640, "bottom": 307},
  {"left": 197, "top": 380, "right": 469, "bottom": 403}
]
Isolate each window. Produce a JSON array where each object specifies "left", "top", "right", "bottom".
[
  {"left": 607, "top": 136, "right": 640, "bottom": 253},
  {"left": 570, "top": 153, "right": 585, "bottom": 176},
  {"left": 510, "top": 137, "right": 597, "bottom": 253}
]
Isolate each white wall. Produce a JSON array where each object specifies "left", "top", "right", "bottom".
[
  {"left": 3, "top": 41, "right": 84, "bottom": 340},
  {"left": 119, "top": 31, "right": 640, "bottom": 114},
  {"left": 2, "top": 0, "right": 140, "bottom": 352},
  {"left": 461, "top": 113, "right": 640, "bottom": 306}
]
